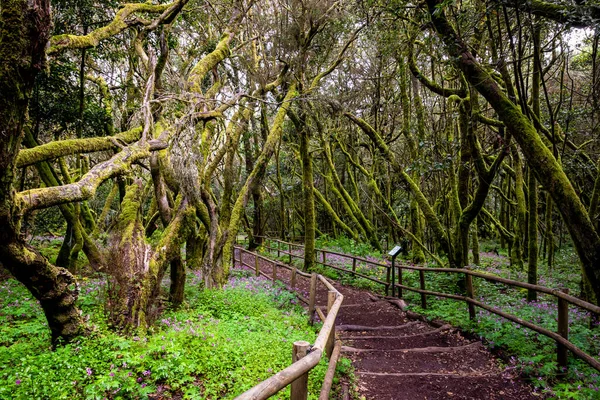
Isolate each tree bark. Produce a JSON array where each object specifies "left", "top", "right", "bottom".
[
  {"left": 427, "top": 0, "right": 600, "bottom": 302},
  {"left": 0, "top": 0, "right": 84, "bottom": 345}
]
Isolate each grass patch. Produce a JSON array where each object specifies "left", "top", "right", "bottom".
[{"left": 0, "top": 268, "right": 330, "bottom": 399}]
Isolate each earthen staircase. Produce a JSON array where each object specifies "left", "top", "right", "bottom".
[{"left": 236, "top": 250, "right": 538, "bottom": 399}]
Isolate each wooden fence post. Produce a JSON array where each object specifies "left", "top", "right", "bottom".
[
  {"left": 385, "top": 267, "right": 391, "bottom": 296},
  {"left": 308, "top": 273, "right": 317, "bottom": 325},
  {"left": 272, "top": 262, "right": 277, "bottom": 282},
  {"left": 326, "top": 290, "right": 336, "bottom": 358},
  {"left": 289, "top": 243, "right": 292, "bottom": 264},
  {"left": 291, "top": 267, "right": 297, "bottom": 289},
  {"left": 322, "top": 251, "right": 326, "bottom": 266},
  {"left": 277, "top": 241, "right": 281, "bottom": 258},
  {"left": 254, "top": 253, "right": 259, "bottom": 277},
  {"left": 290, "top": 341, "right": 310, "bottom": 400},
  {"left": 419, "top": 270, "right": 427, "bottom": 309},
  {"left": 465, "top": 272, "right": 476, "bottom": 320},
  {"left": 397, "top": 264, "right": 403, "bottom": 298},
  {"left": 557, "top": 289, "right": 569, "bottom": 376},
  {"left": 352, "top": 258, "right": 356, "bottom": 275}
]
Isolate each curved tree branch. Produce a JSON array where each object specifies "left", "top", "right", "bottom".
[
  {"left": 49, "top": 0, "right": 188, "bottom": 54},
  {"left": 17, "top": 139, "right": 167, "bottom": 213}
]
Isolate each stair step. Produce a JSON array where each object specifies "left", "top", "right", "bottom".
[
  {"left": 341, "top": 324, "right": 452, "bottom": 340},
  {"left": 342, "top": 341, "right": 480, "bottom": 354},
  {"left": 343, "top": 331, "right": 470, "bottom": 350},
  {"left": 356, "top": 373, "right": 538, "bottom": 400}
]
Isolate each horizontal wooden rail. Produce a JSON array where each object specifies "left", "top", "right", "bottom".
[
  {"left": 244, "top": 236, "right": 600, "bottom": 375},
  {"left": 233, "top": 246, "right": 344, "bottom": 400}
]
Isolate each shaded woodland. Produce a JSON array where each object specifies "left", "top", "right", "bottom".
[{"left": 2, "top": 0, "right": 600, "bottom": 347}]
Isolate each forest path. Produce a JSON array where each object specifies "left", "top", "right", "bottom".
[{"left": 235, "top": 248, "right": 539, "bottom": 400}]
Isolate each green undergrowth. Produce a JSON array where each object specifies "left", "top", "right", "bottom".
[{"left": 0, "top": 268, "right": 333, "bottom": 399}]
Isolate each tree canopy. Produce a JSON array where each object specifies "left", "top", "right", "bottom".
[{"left": 1, "top": 0, "right": 600, "bottom": 344}]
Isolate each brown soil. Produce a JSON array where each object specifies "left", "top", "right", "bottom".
[{"left": 235, "top": 249, "right": 540, "bottom": 400}]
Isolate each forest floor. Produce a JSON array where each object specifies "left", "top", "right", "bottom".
[
  {"left": 236, "top": 248, "right": 540, "bottom": 400},
  {"left": 0, "top": 263, "right": 330, "bottom": 399}
]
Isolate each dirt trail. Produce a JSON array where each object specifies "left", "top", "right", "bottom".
[{"left": 234, "top": 249, "right": 539, "bottom": 400}]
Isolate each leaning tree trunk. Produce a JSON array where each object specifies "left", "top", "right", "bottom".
[
  {"left": 427, "top": 0, "right": 600, "bottom": 303},
  {"left": 0, "top": 0, "right": 85, "bottom": 345}
]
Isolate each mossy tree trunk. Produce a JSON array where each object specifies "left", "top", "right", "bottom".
[
  {"left": 0, "top": 0, "right": 84, "bottom": 345},
  {"left": 297, "top": 107, "right": 316, "bottom": 272},
  {"left": 528, "top": 23, "right": 541, "bottom": 301},
  {"left": 427, "top": 0, "right": 600, "bottom": 303},
  {"left": 512, "top": 152, "right": 526, "bottom": 269}
]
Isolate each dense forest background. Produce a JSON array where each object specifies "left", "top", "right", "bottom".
[{"left": 2, "top": 0, "right": 600, "bottom": 350}]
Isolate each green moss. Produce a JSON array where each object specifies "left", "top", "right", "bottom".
[
  {"left": 187, "top": 33, "right": 231, "bottom": 94},
  {"left": 48, "top": 3, "right": 171, "bottom": 54},
  {"left": 16, "top": 128, "right": 142, "bottom": 167}
]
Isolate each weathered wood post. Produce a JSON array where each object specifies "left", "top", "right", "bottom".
[
  {"left": 308, "top": 273, "right": 317, "bottom": 325},
  {"left": 277, "top": 240, "right": 281, "bottom": 258},
  {"left": 419, "top": 269, "right": 427, "bottom": 309},
  {"left": 352, "top": 258, "right": 356, "bottom": 275},
  {"left": 322, "top": 251, "right": 326, "bottom": 267},
  {"left": 465, "top": 272, "right": 476, "bottom": 320},
  {"left": 326, "top": 290, "right": 336, "bottom": 358},
  {"left": 254, "top": 253, "right": 259, "bottom": 277},
  {"left": 272, "top": 262, "right": 277, "bottom": 282},
  {"left": 290, "top": 341, "right": 310, "bottom": 400},
  {"left": 557, "top": 289, "right": 569, "bottom": 376},
  {"left": 397, "top": 263, "right": 403, "bottom": 298},
  {"left": 386, "top": 267, "right": 391, "bottom": 296},
  {"left": 291, "top": 267, "right": 297, "bottom": 289}
]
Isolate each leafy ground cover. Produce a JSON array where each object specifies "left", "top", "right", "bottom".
[
  {"left": 0, "top": 268, "right": 329, "bottom": 399},
  {"left": 264, "top": 236, "right": 600, "bottom": 399}
]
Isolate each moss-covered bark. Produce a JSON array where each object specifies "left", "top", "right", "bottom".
[
  {"left": 322, "top": 138, "right": 381, "bottom": 252},
  {"left": 48, "top": 2, "right": 177, "bottom": 54},
  {"left": 0, "top": 0, "right": 83, "bottom": 345},
  {"left": 428, "top": 0, "right": 600, "bottom": 302},
  {"left": 220, "top": 84, "right": 298, "bottom": 285},
  {"left": 298, "top": 110, "right": 316, "bottom": 271},
  {"left": 313, "top": 187, "right": 358, "bottom": 240},
  {"left": 407, "top": 71, "right": 427, "bottom": 264},
  {"left": 16, "top": 137, "right": 167, "bottom": 213},
  {"left": 169, "top": 256, "right": 185, "bottom": 308},
  {"left": 528, "top": 169, "right": 539, "bottom": 301},
  {"left": 344, "top": 112, "right": 454, "bottom": 263},
  {"left": 512, "top": 152, "right": 526, "bottom": 269},
  {"left": 108, "top": 183, "right": 194, "bottom": 330},
  {"left": 187, "top": 33, "right": 231, "bottom": 94},
  {"left": 16, "top": 128, "right": 141, "bottom": 168}
]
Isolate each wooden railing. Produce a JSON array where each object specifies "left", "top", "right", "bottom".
[
  {"left": 250, "top": 236, "right": 600, "bottom": 375},
  {"left": 254, "top": 235, "right": 392, "bottom": 291},
  {"left": 232, "top": 246, "right": 344, "bottom": 400}
]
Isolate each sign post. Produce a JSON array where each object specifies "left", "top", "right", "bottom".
[{"left": 388, "top": 245, "right": 402, "bottom": 298}]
